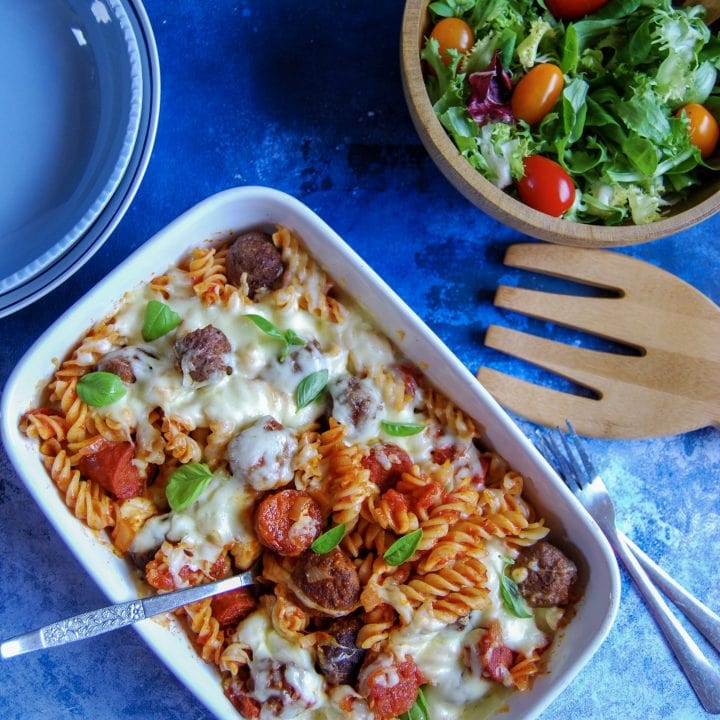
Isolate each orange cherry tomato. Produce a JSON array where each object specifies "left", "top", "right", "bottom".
[
  {"left": 511, "top": 64, "right": 564, "bottom": 125},
  {"left": 676, "top": 103, "right": 719, "bottom": 159},
  {"left": 517, "top": 155, "right": 576, "bottom": 217},
  {"left": 429, "top": 17, "right": 474, "bottom": 66}
]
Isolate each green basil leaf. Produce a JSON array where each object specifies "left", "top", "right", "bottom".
[
  {"left": 279, "top": 328, "right": 306, "bottom": 361},
  {"left": 499, "top": 556, "right": 533, "bottom": 619},
  {"left": 245, "top": 314, "right": 286, "bottom": 342},
  {"left": 296, "top": 369, "right": 329, "bottom": 409},
  {"left": 400, "top": 687, "right": 430, "bottom": 720},
  {"left": 381, "top": 421, "right": 425, "bottom": 437},
  {"left": 283, "top": 328, "right": 306, "bottom": 347},
  {"left": 311, "top": 523, "right": 346, "bottom": 554},
  {"left": 166, "top": 463, "right": 213, "bottom": 512},
  {"left": 142, "top": 300, "right": 181, "bottom": 341},
  {"left": 384, "top": 528, "right": 423, "bottom": 566},
  {"left": 76, "top": 371, "right": 127, "bottom": 407}
]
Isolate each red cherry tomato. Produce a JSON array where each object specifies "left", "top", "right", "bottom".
[
  {"left": 429, "top": 17, "right": 474, "bottom": 66},
  {"left": 545, "top": 0, "right": 610, "bottom": 19},
  {"left": 517, "top": 155, "right": 576, "bottom": 217},
  {"left": 511, "top": 64, "right": 564, "bottom": 125},
  {"left": 676, "top": 103, "right": 719, "bottom": 159}
]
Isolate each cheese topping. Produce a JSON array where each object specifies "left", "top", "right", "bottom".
[{"left": 36, "top": 230, "right": 574, "bottom": 720}]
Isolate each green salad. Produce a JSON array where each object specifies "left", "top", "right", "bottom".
[{"left": 423, "top": 0, "right": 720, "bottom": 224}]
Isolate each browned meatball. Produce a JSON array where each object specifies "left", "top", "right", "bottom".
[
  {"left": 174, "top": 325, "right": 232, "bottom": 383},
  {"left": 292, "top": 548, "right": 360, "bottom": 613},
  {"left": 97, "top": 354, "right": 135, "bottom": 383},
  {"left": 226, "top": 231, "right": 284, "bottom": 298},
  {"left": 316, "top": 615, "right": 366, "bottom": 685},
  {"left": 514, "top": 541, "right": 577, "bottom": 607},
  {"left": 329, "top": 375, "right": 383, "bottom": 433}
]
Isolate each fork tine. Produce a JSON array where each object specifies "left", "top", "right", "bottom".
[
  {"left": 565, "top": 421, "right": 598, "bottom": 480},
  {"left": 556, "top": 427, "right": 593, "bottom": 488},
  {"left": 536, "top": 430, "right": 579, "bottom": 490}
]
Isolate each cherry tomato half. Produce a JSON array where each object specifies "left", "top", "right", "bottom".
[
  {"left": 511, "top": 64, "right": 564, "bottom": 125},
  {"left": 429, "top": 17, "right": 474, "bottom": 66},
  {"left": 545, "top": 0, "right": 610, "bottom": 19},
  {"left": 517, "top": 155, "right": 576, "bottom": 217},
  {"left": 676, "top": 103, "right": 719, "bottom": 159}
]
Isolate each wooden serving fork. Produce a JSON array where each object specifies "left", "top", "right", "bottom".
[{"left": 477, "top": 244, "right": 720, "bottom": 439}]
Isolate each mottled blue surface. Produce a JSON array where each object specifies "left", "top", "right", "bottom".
[{"left": 1, "top": 1, "right": 719, "bottom": 718}]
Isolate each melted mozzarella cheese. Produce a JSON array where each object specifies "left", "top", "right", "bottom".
[
  {"left": 131, "top": 473, "right": 254, "bottom": 563},
  {"left": 232, "top": 611, "right": 326, "bottom": 718},
  {"left": 476, "top": 540, "right": 550, "bottom": 655}
]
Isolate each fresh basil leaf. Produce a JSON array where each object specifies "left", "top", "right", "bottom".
[
  {"left": 499, "top": 556, "right": 533, "bottom": 619},
  {"left": 400, "top": 687, "right": 429, "bottom": 720},
  {"left": 311, "top": 523, "right": 346, "bottom": 554},
  {"left": 142, "top": 300, "right": 181, "bottom": 341},
  {"left": 279, "top": 328, "right": 306, "bottom": 361},
  {"left": 244, "top": 314, "right": 286, "bottom": 342},
  {"left": 296, "top": 369, "right": 329, "bottom": 409},
  {"left": 381, "top": 421, "right": 425, "bottom": 437},
  {"left": 384, "top": 528, "right": 423, "bottom": 566},
  {"left": 166, "top": 463, "right": 213, "bottom": 512},
  {"left": 76, "top": 371, "right": 127, "bottom": 407},
  {"left": 283, "top": 329, "right": 306, "bottom": 347},
  {"left": 246, "top": 314, "right": 305, "bottom": 361}
]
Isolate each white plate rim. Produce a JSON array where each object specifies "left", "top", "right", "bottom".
[{"left": 0, "top": 0, "right": 144, "bottom": 293}]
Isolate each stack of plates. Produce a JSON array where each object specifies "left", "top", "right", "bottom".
[{"left": 0, "top": 0, "right": 160, "bottom": 318}]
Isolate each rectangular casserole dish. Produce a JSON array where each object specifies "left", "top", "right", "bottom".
[{"left": 0, "top": 186, "right": 620, "bottom": 719}]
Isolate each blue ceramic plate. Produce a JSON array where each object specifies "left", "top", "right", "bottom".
[
  {"left": 0, "top": 0, "right": 143, "bottom": 293},
  {"left": 0, "top": 0, "right": 159, "bottom": 318}
]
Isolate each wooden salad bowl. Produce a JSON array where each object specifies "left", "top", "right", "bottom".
[{"left": 400, "top": 0, "right": 720, "bottom": 247}]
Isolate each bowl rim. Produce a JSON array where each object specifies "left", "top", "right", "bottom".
[
  {"left": 400, "top": 0, "right": 720, "bottom": 247},
  {"left": 0, "top": 186, "right": 621, "bottom": 720},
  {"left": 0, "top": 0, "right": 144, "bottom": 292}
]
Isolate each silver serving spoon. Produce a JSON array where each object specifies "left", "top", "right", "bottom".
[{"left": 1, "top": 570, "right": 254, "bottom": 659}]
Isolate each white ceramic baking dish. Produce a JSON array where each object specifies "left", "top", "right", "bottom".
[{"left": 0, "top": 186, "right": 620, "bottom": 720}]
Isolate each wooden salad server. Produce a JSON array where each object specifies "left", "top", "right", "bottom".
[
  {"left": 477, "top": 244, "right": 720, "bottom": 439},
  {"left": 688, "top": 0, "right": 720, "bottom": 24}
]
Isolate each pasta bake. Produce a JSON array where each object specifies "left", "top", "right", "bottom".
[{"left": 20, "top": 223, "right": 579, "bottom": 719}]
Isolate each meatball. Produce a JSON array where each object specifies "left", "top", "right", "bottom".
[
  {"left": 97, "top": 354, "right": 135, "bottom": 383},
  {"left": 329, "top": 375, "right": 383, "bottom": 436},
  {"left": 255, "top": 489, "right": 323, "bottom": 557},
  {"left": 292, "top": 548, "right": 360, "bottom": 613},
  {"left": 226, "top": 230, "right": 284, "bottom": 298},
  {"left": 174, "top": 325, "right": 232, "bottom": 383},
  {"left": 316, "top": 616, "right": 366, "bottom": 686},
  {"left": 514, "top": 540, "right": 577, "bottom": 607},
  {"left": 227, "top": 416, "right": 298, "bottom": 491}
]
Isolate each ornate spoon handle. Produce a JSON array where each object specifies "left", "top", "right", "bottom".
[{"left": 1, "top": 571, "right": 254, "bottom": 659}]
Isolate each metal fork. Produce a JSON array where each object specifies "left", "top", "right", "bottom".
[{"left": 537, "top": 424, "right": 720, "bottom": 714}]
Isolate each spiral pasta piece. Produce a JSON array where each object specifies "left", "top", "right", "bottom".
[{"left": 182, "top": 598, "right": 225, "bottom": 665}]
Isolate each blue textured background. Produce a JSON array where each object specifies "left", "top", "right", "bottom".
[{"left": 1, "top": 1, "right": 719, "bottom": 718}]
